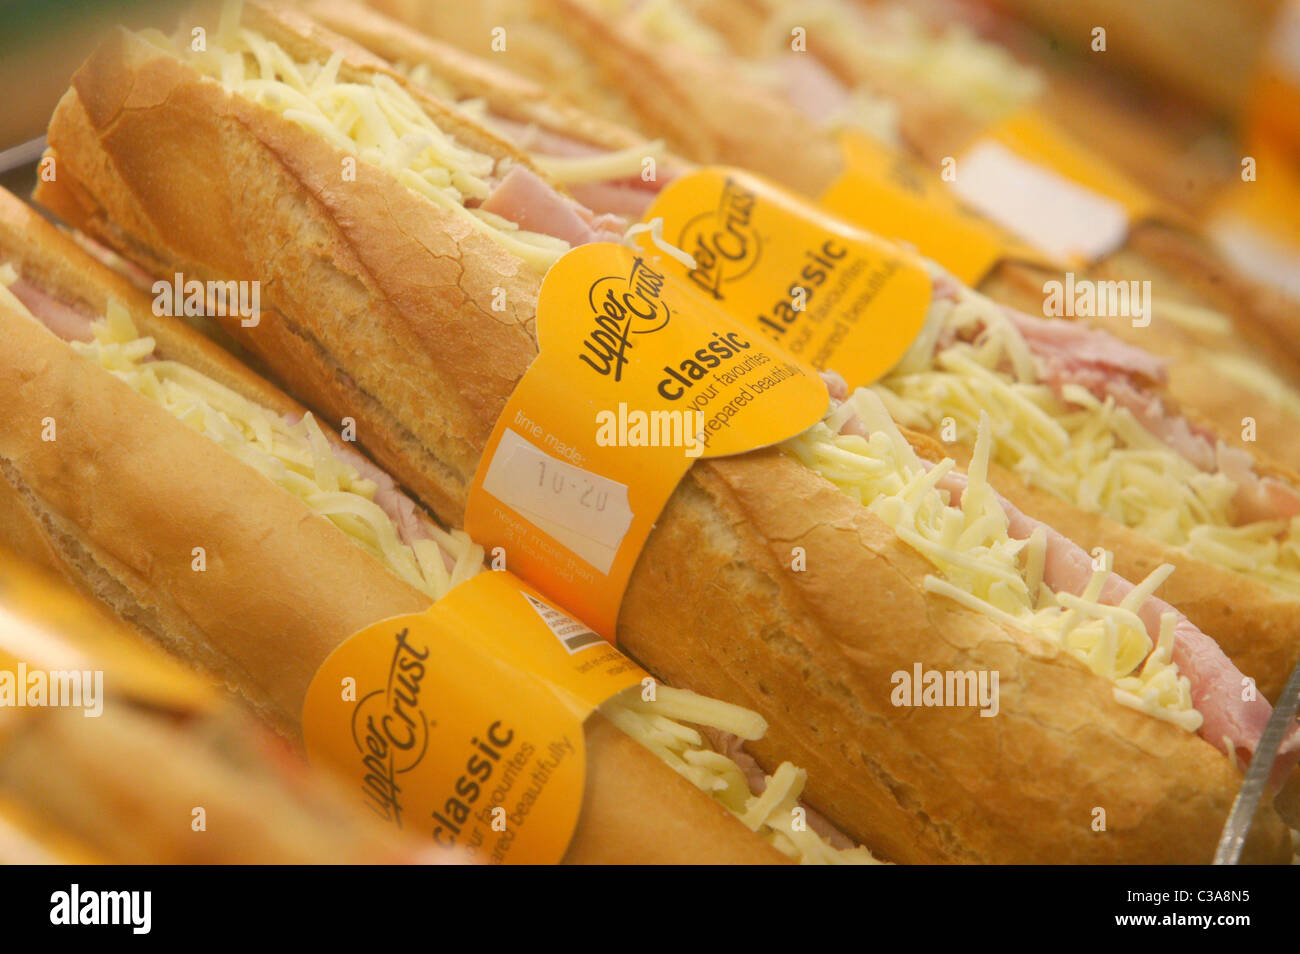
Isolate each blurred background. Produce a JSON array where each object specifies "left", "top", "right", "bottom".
[
  {"left": 3, "top": 0, "right": 1296, "bottom": 200},
  {"left": 0, "top": 0, "right": 177, "bottom": 196}
]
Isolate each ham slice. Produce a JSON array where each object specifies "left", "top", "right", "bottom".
[
  {"left": 479, "top": 165, "right": 625, "bottom": 246},
  {"left": 484, "top": 115, "right": 667, "bottom": 213},
  {"left": 308, "top": 421, "right": 448, "bottom": 552},
  {"left": 567, "top": 181, "right": 658, "bottom": 219},
  {"left": 70, "top": 230, "right": 157, "bottom": 292},
  {"left": 821, "top": 369, "right": 851, "bottom": 403},
  {"left": 488, "top": 116, "right": 603, "bottom": 159},
  {"left": 1005, "top": 310, "right": 1167, "bottom": 385},
  {"left": 8, "top": 277, "right": 96, "bottom": 342}
]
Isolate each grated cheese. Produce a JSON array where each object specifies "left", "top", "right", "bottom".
[
  {"left": 876, "top": 286, "right": 1300, "bottom": 597},
  {"left": 784, "top": 394, "right": 1203, "bottom": 731},
  {"left": 69, "top": 302, "right": 483, "bottom": 599},
  {"left": 603, "top": 687, "right": 882, "bottom": 864},
  {"left": 3, "top": 259, "right": 873, "bottom": 864},
  {"left": 168, "top": 4, "right": 570, "bottom": 270}
]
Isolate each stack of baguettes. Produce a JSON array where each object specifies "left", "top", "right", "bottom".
[
  {"left": 1, "top": 0, "right": 1297, "bottom": 863},
  {"left": 0, "top": 166, "right": 870, "bottom": 866},
  {"left": 346, "top": 0, "right": 1300, "bottom": 687}
]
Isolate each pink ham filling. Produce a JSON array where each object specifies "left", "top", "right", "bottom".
[
  {"left": 929, "top": 273, "right": 1300, "bottom": 524},
  {"left": 486, "top": 115, "right": 668, "bottom": 218},
  {"left": 10, "top": 265, "right": 455, "bottom": 571},
  {"left": 7, "top": 276, "right": 96, "bottom": 342},
  {"left": 828, "top": 393, "right": 1299, "bottom": 784},
  {"left": 478, "top": 165, "right": 626, "bottom": 246}
]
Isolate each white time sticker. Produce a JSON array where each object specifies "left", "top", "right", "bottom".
[
  {"left": 479, "top": 428, "right": 635, "bottom": 574},
  {"left": 950, "top": 140, "right": 1128, "bottom": 263}
]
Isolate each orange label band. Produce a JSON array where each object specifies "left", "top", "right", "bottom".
[
  {"left": 302, "top": 571, "right": 647, "bottom": 864},
  {"left": 648, "top": 167, "right": 934, "bottom": 388},
  {"left": 1248, "top": 0, "right": 1300, "bottom": 161},
  {"left": 821, "top": 132, "right": 1053, "bottom": 284},
  {"left": 465, "top": 242, "right": 829, "bottom": 637},
  {"left": 1211, "top": 138, "right": 1300, "bottom": 247},
  {"left": 1248, "top": 68, "right": 1300, "bottom": 163}
]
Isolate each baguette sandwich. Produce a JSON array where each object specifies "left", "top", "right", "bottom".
[
  {"left": 710, "top": 0, "right": 1236, "bottom": 214},
  {"left": 0, "top": 184, "right": 887, "bottom": 864},
  {"left": 684, "top": 0, "right": 1300, "bottom": 430},
  {"left": 366, "top": 0, "right": 1300, "bottom": 480},
  {"left": 888, "top": 0, "right": 1240, "bottom": 215},
  {"left": 308, "top": 0, "right": 1300, "bottom": 695},
  {"left": 28, "top": 1, "right": 1300, "bottom": 862},
  {"left": 0, "top": 545, "right": 449, "bottom": 865}
]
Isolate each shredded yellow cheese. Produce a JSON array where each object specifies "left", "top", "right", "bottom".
[
  {"left": 397, "top": 61, "right": 456, "bottom": 102},
  {"left": 157, "top": 5, "right": 570, "bottom": 271},
  {"left": 604, "top": 686, "right": 881, "bottom": 864},
  {"left": 785, "top": 392, "right": 1202, "bottom": 731},
  {"left": 4, "top": 259, "right": 873, "bottom": 864},
  {"left": 69, "top": 302, "right": 483, "bottom": 599},
  {"left": 1154, "top": 297, "right": 1234, "bottom": 335},
  {"left": 1205, "top": 351, "right": 1300, "bottom": 419},
  {"left": 876, "top": 288, "right": 1300, "bottom": 597},
  {"left": 393, "top": 57, "right": 665, "bottom": 188}
]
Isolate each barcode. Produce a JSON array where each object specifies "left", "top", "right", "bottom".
[{"left": 523, "top": 594, "right": 605, "bottom": 654}]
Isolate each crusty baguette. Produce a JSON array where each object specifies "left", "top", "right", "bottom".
[
  {"left": 369, "top": 0, "right": 844, "bottom": 193},
  {"left": 32, "top": 14, "right": 1296, "bottom": 862},
  {"left": 0, "top": 545, "right": 439, "bottom": 864},
  {"left": 310, "top": 0, "right": 1300, "bottom": 694},
  {"left": 782, "top": 0, "right": 1300, "bottom": 434},
  {"left": 656, "top": 0, "right": 1300, "bottom": 452},
  {"left": 2, "top": 691, "right": 785, "bottom": 865},
  {"left": 880, "top": 91, "right": 1300, "bottom": 400},
  {"left": 739, "top": 0, "right": 1236, "bottom": 212},
  {"left": 308, "top": 0, "right": 680, "bottom": 161},
  {"left": 0, "top": 201, "right": 788, "bottom": 866},
  {"left": 369, "top": 0, "right": 1300, "bottom": 471},
  {"left": 934, "top": 0, "right": 1237, "bottom": 216},
  {"left": 650, "top": 447, "right": 1291, "bottom": 863}
]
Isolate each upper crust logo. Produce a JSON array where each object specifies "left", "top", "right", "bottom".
[
  {"left": 578, "top": 257, "right": 671, "bottom": 381},
  {"left": 351, "top": 627, "right": 431, "bottom": 827},
  {"left": 678, "top": 177, "right": 761, "bottom": 301}
]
